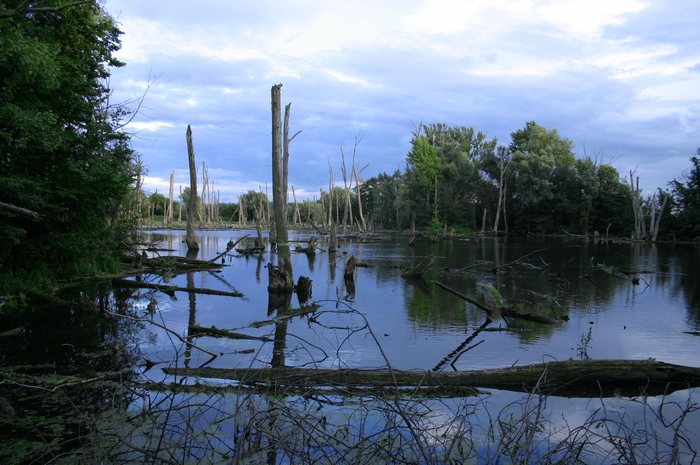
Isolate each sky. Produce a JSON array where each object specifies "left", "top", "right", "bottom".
[{"left": 105, "top": 0, "right": 700, "bottom": 201}]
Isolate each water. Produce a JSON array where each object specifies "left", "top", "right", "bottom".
[
  {"left": 137, "top": 230, "right": 700, "bottom": 372},
  {"left": 2, "top": 229, "right": 700, "bottom": 464}
]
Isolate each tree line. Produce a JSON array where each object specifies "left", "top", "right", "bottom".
[{"left": 144, "top": 122, "right": 698, "bottom": 241}]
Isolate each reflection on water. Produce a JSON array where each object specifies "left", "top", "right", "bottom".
[
  {"left": 138, "top": 230, "right": 700, "bottom": 372},
  {"left": 3, "top": 230, "right": 700, "bottom": 463}
]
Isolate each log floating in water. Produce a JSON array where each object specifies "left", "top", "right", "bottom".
[
  {"left": 189, "top": 325, "right": 271, "bottom": 342},
  {"left": 112, "top": 278, "right": 243, "bottom": 297},
  {"left": 163, "top": 359, "right": 700, "bottom": 397},
  {"left": 249, "top": 304, "right": 319, "bottom": 328}
]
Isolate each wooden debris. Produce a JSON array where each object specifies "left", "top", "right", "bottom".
[
  {"left": 163, "top": 359, "right": 700, "bottom": 397},
  {"left": 112, "top": 278, "right": 243, "bottom": 297},
  {"left": 249, "top": 304, "right": 320, "bottom": 328},
  {"left": 189, "top": 325, "right": 271, "bottom": 342}
]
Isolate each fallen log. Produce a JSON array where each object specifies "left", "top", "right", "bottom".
[
  {"left": 123, "top": 254, "right": 225, "bottom": 273},
  {"left": 112, "top": 278, "right": 243, "bottom": 297},
  {"left": 163, "top": 359, "right": 700, "bottom": 397},
  {"left": 189, "top": 325, "right": 272, "bottom": 342},
  {"left": 248, "top": 304, "right": 320, "bottom": 328}
]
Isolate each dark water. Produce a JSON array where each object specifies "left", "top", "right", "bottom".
[
  {"left": 137, "top": 230, "right": 700, "bottom": 372},
  {"left": 2, "top": 230, "right": 700, "bottom": 463}
]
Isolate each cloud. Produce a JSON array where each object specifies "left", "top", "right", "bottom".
[
  {"left": 127, "top": 121, "right": 175, "bottom": 132},
  {"left": 106, "top": 0, "right": 700, "bottom": 199}
]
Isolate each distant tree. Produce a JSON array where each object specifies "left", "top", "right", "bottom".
[
  {"left": 670, "top": 152, "right": 700, "bottom": 238},
  {"left": 362, "top": 171, "right": 403, "bottom": 229},
  {"left": 148, "top": 192, "right": 167, "bottom": 216},
  {"left": 180, "top": 187, "right": 199, "bottom": 218},
  {"left": 590, "top": 164, "right": 632, "bottom": 236},
  {"left": 509, "top": 121, "right": 577, "bottom": 233},
  {"left": 406, "top": 123, "right": 497, "bottom": 230},
  {"left": 239, "top": 190, "right": 270, "bottom": 222}
]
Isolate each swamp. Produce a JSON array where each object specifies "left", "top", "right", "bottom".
[{"left": 1, "top": 230, "right": 699, "bottom": 464}]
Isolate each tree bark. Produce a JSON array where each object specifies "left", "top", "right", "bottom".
[
  {"left": 185, "top": 125, "right": 199, "bottom": 251},
  {"left": 269, "top": 84, "right": 293, "bottom": 292}
]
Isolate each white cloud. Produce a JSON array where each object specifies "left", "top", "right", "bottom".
[
  {"left": 128, "top": 121, "right": 175, "bottom": 132},
  {"left": 537, "top": 0, "right": 648, "bottom": 39},
  {"left": 324, "top": 69, "right": 371, "bottom": 88},
  {"left": 106, "top": 0, "right": 700, "bottom": 196}
]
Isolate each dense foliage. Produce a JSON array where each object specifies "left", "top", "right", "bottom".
[
  {"left": 670, "top": 150, "right": 700, "bottom": 239},
  {"left": 359, "top": 121, "right": 634, "bottom": 235},
  {"left": 0, "top": 1, "right": 135, "bottom": 290}
]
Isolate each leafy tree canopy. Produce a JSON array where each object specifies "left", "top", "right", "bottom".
[{"left": 0, "top": 0, "right": 135, "bottom": 288}]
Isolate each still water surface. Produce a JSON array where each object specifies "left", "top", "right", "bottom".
[{"left": 139, "top": 230, "right": 700, "bottom": 373}]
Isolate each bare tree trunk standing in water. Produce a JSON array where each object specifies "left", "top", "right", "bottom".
[
  {"left": 185, "top": 125, "right": 199, "bottom": 251},
  {"left": 269, "top": 84, "right": 294, "bottom": 292}
]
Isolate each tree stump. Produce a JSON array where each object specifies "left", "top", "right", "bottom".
[
  {"left": 295, "top": 276, "right": 313, "bottom": 305},
  {"left": 344, "top": 255, "right": 357, "bottom": 280}
]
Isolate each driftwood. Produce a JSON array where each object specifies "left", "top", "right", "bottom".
[
  {"left": 189, "top": 325, "right": 271, "bottom": 342},
  {"left": 112, "top": 278, "right": 243, "bottom": 297},
  {"left": 124, "top": 254, "right": 225, "bottom": 273},
  {"left": 163, "top": 359, "right": 700, "bottom": 397}
]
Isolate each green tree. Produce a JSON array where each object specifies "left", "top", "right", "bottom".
[
  {"left": 670, "top": 152, "right": 700, "bottom": 238},
  {"left": 509, "top": 121, "right": 577, "bottom": 233},
  {"left": 407, "top": 134, "right": 441, "bottom": 221},
  {"left": 362, "top": 171, "right": 403, "bottom": 229},
  {"left": 406, "top": 124, "right": 497, "bottom": 230},
  {"left": 149, "top": 192, "right": 167, "bottom": 216},
  {"left": 239, "top": 190, "right": 270, "bottom": 222},
  {"left": 0, "top": 0, "right": 134, "bottom": 286},
  {"left": 180, "top": 187, "right": 199, "bottom": 218}
]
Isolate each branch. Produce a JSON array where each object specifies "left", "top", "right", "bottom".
[
  {"left": 0, "top": 0, "right": 90, "bottom": 19},
  {"left": 0, "top": 201, "right": 40, "bottom": 220},
  {"left": 111, "top": 278, "right": 243, "bottom": 297}
]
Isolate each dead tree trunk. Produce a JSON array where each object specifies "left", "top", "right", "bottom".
[
  {"left": 269, "top": 84, "right": 293, "bottom": 292},
  {"left": 629, "top": 171, "right": 644, "bottom": 240},
  {"left": 493, "top": 146, "right": 511, "bottom": 232},
  {"left": 185, "top": 125, "right": 199, "bottom": 251},
  {"left": 649, "top": 192, "right": 669, "bottom": 242},
  {"left": 349, "top": 136, "right": 367, "bottom": 232},
  {"left": 178, "top": 186, "right": 183, "bottom": 222},
  {"left": 292, "top": 186, "right": 301, "bottom": 226},
  {"left": 167, "top": 171, "right": 174, "bottom": 226},
  {"left": 340, "top": 145, "right": 353, "bottom": 232},
  {"left": 329, "top": 220, "right": 337, "bottom": 253}
]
